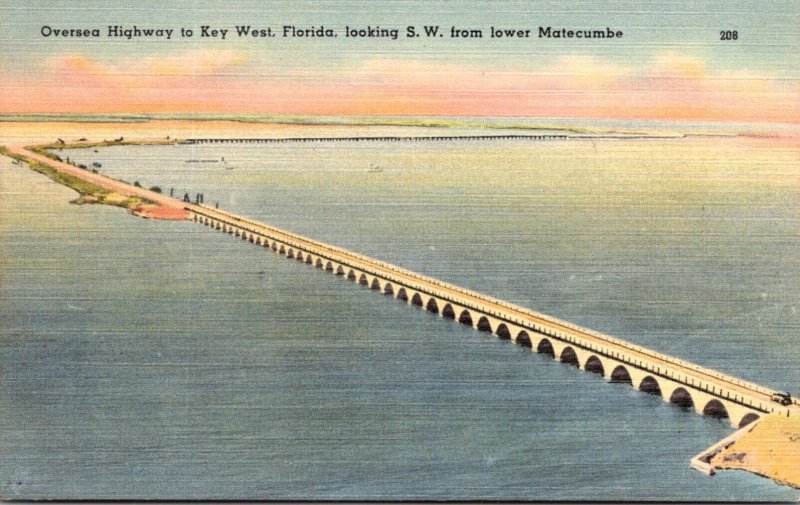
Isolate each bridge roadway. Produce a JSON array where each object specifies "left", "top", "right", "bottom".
[{"left": 185, "top": 203, "right": 797, "bottom": 429}]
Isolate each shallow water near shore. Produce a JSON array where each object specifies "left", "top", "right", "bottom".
[{"left": 1, "top": 133, "right": 799, "bottom": 500}]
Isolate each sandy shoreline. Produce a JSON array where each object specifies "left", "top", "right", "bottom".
[
  {"left": 709, "top": 414, "right": 800, "bottom": 489},
  {"left": 2, "top": 143, "right": 192, "bottom": 220}
]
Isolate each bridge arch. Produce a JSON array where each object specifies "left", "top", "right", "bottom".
[
  {"left": 495, "top": 324, "right": 511, "bottom": 340},
  {"left": 396, "top": 288, "right": 409, "bottom": 302},
  {"left": 738, "top": 413, "right": 759, "bottom": 428},
  {"left": 536, "top": 338, "right": 555, "bottom": 357},
  {"left": 639, "top": 376, "right": 662, "bottom": 396},
  {"left": 347, "top": 270, "right": 357, "bottom": 281},
  {"left": 426, "top": 298, "right": 439, "bottom": 314},
  {"left": 191, "top": 211, "right": 775, "bottom": 431},
  {"left": 560, "top": 347, "right": 580, "bottom": 367},
  {"left": 669, "top": 387, "right": 694, "bottom": 408},
  {"left": 584, "top": 355, "right": 604, "bottom": 375},
  {"left": 702, "top": 399, "right": 729, "bottom": 420},
  {"left": 610, "top": 365, "right": 633, "bottom": 385}
]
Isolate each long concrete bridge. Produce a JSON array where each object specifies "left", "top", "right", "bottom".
[
  {"left": 183, "top": 134, "right": 569, "bottom": 144},
  {"left": 7, "top": 141, "right": 796, "bottom": 432},
  {"left": 184, "top": 203, "right": 797, "bottom": 429}
]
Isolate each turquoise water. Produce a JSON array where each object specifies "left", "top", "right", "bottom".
[{"left": 1, "top": 135, "right": 799, "bottom": 500}]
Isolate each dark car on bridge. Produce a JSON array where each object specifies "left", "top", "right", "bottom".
[{"left": 770, "top": 392, "right": 792, "bottom": 405}]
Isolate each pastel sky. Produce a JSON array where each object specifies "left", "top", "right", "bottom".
[{"left": 1, "top": 0, "right": 798, "bottom": 122}]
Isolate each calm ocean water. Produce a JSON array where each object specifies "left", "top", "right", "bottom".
[{"left": 1, "top": 134, "right": 798, "bottom": 500}]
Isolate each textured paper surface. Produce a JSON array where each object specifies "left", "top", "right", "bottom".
[{"left": 1, "top": 1, "right": 798, "bottom": 501}]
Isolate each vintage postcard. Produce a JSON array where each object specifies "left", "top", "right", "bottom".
[{"left": 1, "top": 0, "right": 798, "bottom": 501}]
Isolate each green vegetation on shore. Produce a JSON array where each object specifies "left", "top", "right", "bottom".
[{"left": 0, "top": 145, "right": 153, "bottom": 210}]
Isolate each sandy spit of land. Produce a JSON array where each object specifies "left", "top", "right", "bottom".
[
  {"left": 3, "top": 143, "right": 193, "bottom": 218},
  {"left": 710, "top": 413, "right": 800, "bottom": 489},
  {"left": 130, "top": 204, "right": 191, "bottom": 220},
  {"left": 0, "top": 120, "right": 345, "bottom": 221}
]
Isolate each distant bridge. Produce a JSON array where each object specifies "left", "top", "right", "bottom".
[
  {"left": 185, "top": 204, "right": 797, "bottom": 429},
  {"left": 183, "top": 134, "right": 569, "bottom": 144}
]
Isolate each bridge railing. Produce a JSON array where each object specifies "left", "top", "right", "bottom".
[{"left": 188, "top": 205, "right": 787, "bottom": 412}]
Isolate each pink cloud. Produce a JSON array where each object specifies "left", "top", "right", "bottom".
[{"left": 2, "top": 50, "right": 797, "bottom": 123}]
